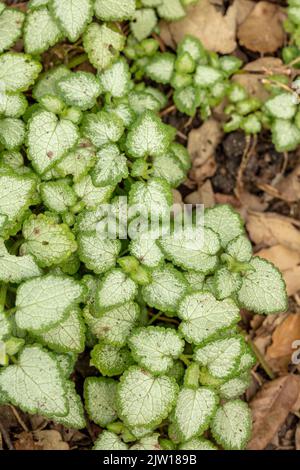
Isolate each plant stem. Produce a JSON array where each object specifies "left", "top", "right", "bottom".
[
  {"left": 0, "top": 284, "right": 7, "bottom": 311},
  {"left": 249, "top": 339, "right": 275, "bottom": 380},
  {"left": 239, "top": 329, "right": 275, "bottom": 380},
  {"left": 148, "top": 311, "right": 162, "bottom": 325},
  {"left": 10, "top": 238, "right": 23, "bottom": 255},
  {"left": 5, "top": 307, "right": 17, "bottom": 316},
  {"left": 179, "top": 354, "right": 191, "bottom": 367},
  {"left": 67, "top": 53, "right": 88, "bottom": 69},
  {"left": 287, "top": 55, "right": 300, "bottom": 68}
]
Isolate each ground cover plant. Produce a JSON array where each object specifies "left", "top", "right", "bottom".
[{"left": 0, "top": 0, "right": 296, "bottom": 451}]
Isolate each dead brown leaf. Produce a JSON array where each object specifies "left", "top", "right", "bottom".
[
  {"left": 14, "top": 430, "right": 69, "bottom": 451},
  {"left": 256, "top": 245, "right": 300, "bottom": 272},
  {"left": 283, "top": 266, "right": 300, "bottom": 296},
  {"left": 266, "top": 314, "right": 300, "bottom": 373},
  {"left": 275, "top": 165, "right": 300, "bottom": 203},
  {"left": 160, "top": 0, "right": 255, "bottom": 54},
  {"left": 238, "top": 191, "right": 268, "bottom": 215},
  {"left": 238, "top": 2, "right": 285, "bottom": 53},
  {"left": 197, "top": 180, "right": 216, "bottom": 207},
  {"left": 34, "top": 430, "right": 69, "bottom": 450},
  {"left": 214, "top": 193, "right": 241, "bottom": 207},
  {"left": 246, "top": 212, "right": 300, "bottom": 252},
  {"left": 14, "top": 432, "right": 39, "bottom": 451},
  {"left": 232, "top": 57, "right": 286, "bottom": 101},
  {"left": 188, "top": 119, "right": 222, "bottom": 185},
  {"left": 256, "top": 244, "right": 300, "bottom": 296},
  {"left": 185, "top": 180, "right": 215, "bottom": 207},
  {"left": 247, "top": 375, "right": 300, "bottom": 450}
]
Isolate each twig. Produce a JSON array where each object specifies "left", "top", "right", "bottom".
[
  {"left": 251, "top": 369, "right": 263, "bottom": 387},
  {"left": 249, "top": 338, "right": 275, "bottom": 380},
  {"left": 152, "top": 32, "right": 166, "bottom": 52},
  {"left": 285, "top": 55, "right": 300, "bottom": 68},
  {"left": 9, "top": 406, "right": 29, "bottom": 433},
  {"left": 159, "top": 104, "right": 176, "bottom": 117},
  {"left": 0, "top": 420, "right": 14, "bottom": 450},
  {"left": 239, "top": 329, "right": 275, "bottom": 380},
  {"left": 256, "top": 182, "right": 282, "bottom": 200},
  {"left": 234, "top": 134, "right": 253, "bottom": 199},
  {"left": 184, "top": 116, "right": 194, "bottom": 129},
  {"left": 281, "top": 151, "right": 289, "bottom": 176},
  {"left": 176, "top": 130, "right": 188, "bottom": 141},
  {"left": 261, "top": 78, "right": 296, "bottom": 95},
  {"left": 148, "top": 312, "right": 179, "bottom": 325}
]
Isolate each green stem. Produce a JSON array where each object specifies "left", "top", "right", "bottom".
[
  {"left": 0, "top": 284, "right": 7, "bottom": 311},
  {"left": 67, "top": 53, "right": 88, "bottom": 69},
  {"left": 239, "top": 329, "right": 275, "bottom": 380},
  {"left": 249, "top": 339, "right": 275, "bottom": 380},
  {"left": 179, "top": 354, "right": 191, "bottom": 367},
  {"left": 148, "top": 311, "right": 162, "bottom": 325},
  {"left": 10, "top": 238, "right": 24, "bottom": 256},
  {"left": 119, "top": 248, "right": 129, "bottom": 257},
  {"left": 5, "top": 307, "right": 17, "bottom": 316}
]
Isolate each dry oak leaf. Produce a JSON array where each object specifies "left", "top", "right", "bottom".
[
  {"left": 14, "top": 430, "right": 69, "bottom": 450},
  {"left": 275, "top": 165, "right": 300, "bottom": 203},
  {"left": 247, "top": 375, "right": 300, "bottom": 450},
  {"left": 160, "top": 0, "right": 255, "bottom": 54},
  {"left": 246, "top": 212, "right": 300, "bottom": 252},
  {"left": 266, "top": 314, "right": 300, "bottom": 374},
  {"left": 256, "top": 245, "right": 300, "bottom": 272},
  {"left": 33, "top": 430, "right": 69, "bottom": 450},
  {"left": 237, "top": 2, "right": 285, "bottom": 53},
  {"left": 185, "top": 180, "right": 215, "bottom": 207},
  {"left": 188, "top": 119, "right": 222, "bottom": 185},
  {"left": 283, "top": 266, "right": 300, "bottom": 297},
  {"left": 232, "top": 57, "right": 285, "bottom": 102},
  {"left": 256, "top": 245, "right": 300, "bottom": 296}
]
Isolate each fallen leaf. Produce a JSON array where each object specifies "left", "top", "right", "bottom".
[
  {"left": 246, "top": 212, "right": 300, "bottom": 252},
  {"left": 14, "top": 432, "right": 40, "bottom": 451},
  {"left": 233, "top": 57, "right": 285, "bottom": 101},
  {"left": 188, "top": 119, "right": 222, "bottom": 185},
  {"left": 14, "top": 430, "right": 69, "bottom": 451},
  {"left": 238, "top": 2, "right": 285, "bottom": 53},
  {"left": 34, "top": 430, "right": 69, "bottom": 450},
  {"left": 256, "top": 245, "right": 300, "bottom": 272},
  {"left": 185, "top": 180, "right": 215, "bottom": 207},
  {"left": 214, "top": 193, "right": 240, "bottom": 207},
  {"left": 159, "top": 21, "right": 176, "bottom": 49},
  {"left": 275, "top": 165, "right": 300, "bottom": 203},
  {"left": 29, "top": 415, "right": 47, "bottom": 431},
  {"left": 197, "top": 180, "right": 215, "bottom": 207},
  {"left": 247, "top": 375, "right": 300, "bottom": 450},
  {"left": 160, "top": 0, "right": 255, "bottom": 54},
  {"left": 238, "top": 190, "right": 268, "bottom": 214},
  {"left": 253, "top": 335, "right": 272, "bottom": 357},
  {"left": 188, "top": 119, "right": 223, "bottom": 166},
  {"left": 266, "top": 314, "right": 300, "bottom": 373},
  {"left": 11, "top": 3, "right": 27, "bottom": 13},
  {"left": 283, "top": 266, "right": 300, "bottom": 296},
  {"left": 172, "top": 189, "right": 184, "bottom": 217}
]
